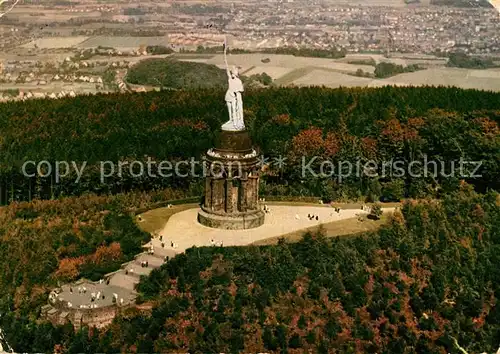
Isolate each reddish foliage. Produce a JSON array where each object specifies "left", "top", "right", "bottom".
[
  {"left": 380, "top": 119, "right": 422, "bottom": 142},
  {"left": 324, "top": 132, "right": 341, "bottom": 157},
  {"left": 474, "top": 224, "right": 485, "bottom": 241},
  {"left": 473, "top": 117, "right": 499, "bottom": 137},
  {"left": 166, "top": 288, "right": 181, "bottom": 297},
  {"left": 407, "top": 117, "right": 425, "bottom": 129},
  {"left": 90, "top": 242, "right": 122, "bottom": 264},
  {"left": 199, "top": 269, "right": 211, "bottom": 280},
  {"left": 361, "top": 137, "right": 378, "bottom": 158},
  {"left": 228, "top": 281, "right": 237, "bottom": 297},
  {"left": 410, "top": 258, "right": 432, "bottom": 292},
  {"left": 459, "top": 237, "right": 472, "bottom": 249},
  {"left": 356, "top": 306, "right": 371, "bottom": 324},
  {"left": 293, "top": 276, "right": 309, "bottom": 297},
  {"left": 364, "top": 274, "right": 375, "bottom": 297},
  {"left": 149, "top": 102, "right": 158, "bottom": 112},
  {"left": 55, "top": 256, "right": 85, "bottom": 280},
  {"left": 472, "top": 292, "right": 496, "bottom": 329},
  {"left": 472, "top": 204, "right": 485, "bottom": 220},
  {"left": 272, "top": 113, "right": 291, "bottom": 125},
  {"left": 398, "top": 271, "right": 413, "bottom": 287},
  {"left": 192, "top": 121, "right": 209, "bottom": 131},
  {"left": 150, "top": 119, "right": 208, "bottom": 132},
  {"left": 291, "top": 127, "right": 324, "bottom": 157},
  {"left": 383, "top": 282, "right": 400, "bottom": 295},
  {"left": 391, "top": 211, "right": 406, "bottom": 227},
  {"left": 289, "top": 314, "right": 300, "bottom": 328},
  {"left": 381, "top": 119, "right": 406, "bottom": 142},
  {"left": 72, "top": 218, "right": 82, "bottom": 237}
]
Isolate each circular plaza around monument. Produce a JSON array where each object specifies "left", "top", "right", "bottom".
[{"left": 150, "top": 204, "right": 386, "bottom": 252}]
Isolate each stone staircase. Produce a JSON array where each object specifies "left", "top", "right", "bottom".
[
  {"left": 103, "top": 247, "right": 175, "bottom": 290},
  {"left": 41, "top": 242, "right": 179, "bottom": 329}
]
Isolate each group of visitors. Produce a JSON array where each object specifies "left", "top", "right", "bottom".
[{"left": 210, "top": 239, "right": 224, "bottom": 247}]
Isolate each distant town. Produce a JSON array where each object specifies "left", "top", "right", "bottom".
[{"left": 0, "top": 0, "right": 499, "bottom": 101}]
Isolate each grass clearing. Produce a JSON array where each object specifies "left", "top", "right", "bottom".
[
  {"left": 136, "top": 203, "right": 199, "bottom": 234},
  {"left": 252, "top": 212, "right": 393, "bottom": 246}
]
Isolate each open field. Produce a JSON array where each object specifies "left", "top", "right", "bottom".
[
  {"left": 204, "top": 54, "right": 376, "bottom": 74},
  {"left": 8, "top": 8, "right": 102, "bottom": 22},
  {"left": 173, "top": 53, "right": 500, "bottom": 91},
  {"left": 22, "top": 36, "right": 89, "bottom": 49},
  {"left": 274, "top": 67, "right": 316, "bottom": 85},
  {"left": 244, "top": 65, "right": 296, "bottom": 80},
  {"left": 0, "top": 51, "right": 74, "bottom": 62},
  {"left": 284, "top": 68, "right": 372, "bottom": 87},
  {"left": 77, "top": 36, "right": 169, "bottom": 50},
  {"left": 379, "top": 67, "right": 500, "bottom": 91},
  {"left": 339, "top": 53, "right": 449, "bottom": 66},
  {"left": 285, "top": 67, "right": 500, "bottom": 91},
  {"left": 0, "top": 82, "right": 100, "bottom": 91},
  {"left": 323, "top": 0, "right": 412, "bottom": 6},
  {"left": 130, "top": 53, "right": 500, "bottom": 91},
  {"left": 87, "top": 53, "right": 173, "bottom": 66}
]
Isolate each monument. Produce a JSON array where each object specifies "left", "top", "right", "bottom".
[{"left": 197, "top": 37, "right": 265, "bottom": 230}]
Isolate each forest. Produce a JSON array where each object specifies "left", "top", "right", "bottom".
[
  {"left": 0, "top": 189, "right": 198, "bottom": 317},
  {"left": 374, "top": 62, "right": 423, "bottom": 78},
  {"left": 430, "top": 0, "right": 493, "bottom": 7},
  {"left": 125, "top": 58, "right": 228, "bottom": 89},
  {"left": 0, "top": 86, "right": 498, "bottom": 205},
  {"left": 126, "top": 58, "right": 272, "bottom": 89},
  {"left": 180, "top": 46, "right": 347, "bottom": 59},
  {"left": 0, "top": 86, "right": 498, "bottom": 353},
  {"left": 146, "top": 45, "right": 175, "bottom": 55},
  {"left": 2, "top": 185, "right": 499, "bottom": 353},
  {"left": 446, "top": 53, "right": 499, "bottom": 69}
]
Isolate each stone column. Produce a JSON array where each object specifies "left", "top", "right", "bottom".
[
  {"left": 239, "top": 178, "right": 248, "bottom": 212},
  {"left": 205, "top": 177, "right": 212, "bottom": 210},
  {"left": 212, "top": 178, "right": 225, "bottom": 212},
  {"left": 210, "top": 178, "right": 217, "bottom": 211},
  {"left": 231, "top": 181, "right": 239, "bottom": 211},
  {"left": 218, "top": 179, "right": 226, "bottom": 211},
  {"left": 248, "top": 176, "right": 258, "bottom": 210},
  {"left": 255, "top": 175, "right": 260, "bottom": 208},
  {"left": 225, "top": 177, "right": 233, "bottom": 213}
]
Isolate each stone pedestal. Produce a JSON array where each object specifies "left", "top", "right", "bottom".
[{"left": 198, "top": 130, "right": 264, "bottom": 230}]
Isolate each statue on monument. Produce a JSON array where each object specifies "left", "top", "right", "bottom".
[{"left": 221, "top": 36, "right": 245, "bottom": 131}]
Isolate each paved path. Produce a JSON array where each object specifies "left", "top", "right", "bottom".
[{"left": 148, "top": 205, "right": 393, "bottom": 254}]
